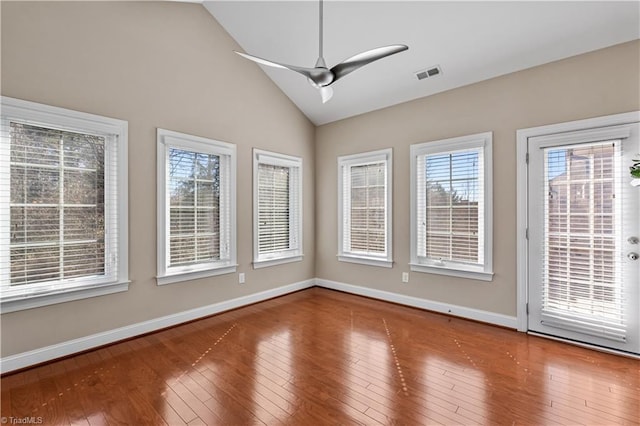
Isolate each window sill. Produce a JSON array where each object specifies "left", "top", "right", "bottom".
[
  {"left": 1, "top": 281, "right": 130, "bottom": 313},
  {"left": 409, "top": 263, "right": 494, "bottom": 281},
  {"left": 338, "top": 255, "right": 393, "bottom": 268},
  {"left": 253, "top": 255, "right": 303, "bottom": 269},
  {"left": 157, "top": 265, "right": 237, "bottom": 286}
]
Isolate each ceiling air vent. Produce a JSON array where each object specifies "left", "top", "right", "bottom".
[{"left": 415, "top": 65, "right": 442, "bottom": 81}]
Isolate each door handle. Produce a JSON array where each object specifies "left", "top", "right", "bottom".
[
  {"left": 628, "top": 236, "right": 639, "bottom": 245},
  {"left": 628, "top": 252, "right": 639, "bottom": 261}
]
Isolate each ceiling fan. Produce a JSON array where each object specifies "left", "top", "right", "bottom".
[{"left": 234, "top": 0, "right": 408, "bottom": 103}]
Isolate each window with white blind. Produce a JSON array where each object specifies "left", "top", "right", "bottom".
[
  {"left": 338, "top": 149, "right": 392, "bottom": 268},
  {"left": 410, "top": 132, "right": 493, "bottom": 280},
  {"left": 0, "top": 97, "right": 129, "bottom": 312},
  {"left": 157, "top": 129, "right": 236, "bottom": 285},
  {"left": 253, "top": 149, "right": 302, "bottom": 268}
]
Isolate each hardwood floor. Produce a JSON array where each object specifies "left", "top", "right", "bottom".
[{"left": 1, "top": 287, "right": 639, "bottom": 425}]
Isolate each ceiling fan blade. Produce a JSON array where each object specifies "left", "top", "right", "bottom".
[
  {"left": 235, "top": 51, "right": 289, "bottom": 70},
  {"left": 320, "top": 85, "right": 333, "bottom": 103},
  {"left": 235, "top": 51, "right": 334, "bottom": 87},
  {"left": 235, "top": 51, "right": 317, "bottom": 79},
  {"left": 330, "top": 44, "right": 409, "bottom": 82}
]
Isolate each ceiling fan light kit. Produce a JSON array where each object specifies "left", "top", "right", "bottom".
[{"left": 234, "top": 0, "right": 408, "bottom": 103}]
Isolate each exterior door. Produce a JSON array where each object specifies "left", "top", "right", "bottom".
[{"left": 527, "top": 122, "right": 640, "bottom": 355}]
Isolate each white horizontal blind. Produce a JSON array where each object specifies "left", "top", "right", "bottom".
[
  {"left": 288, "top": 163, "right": 301, "bottom": 253},
  {"left": 345, "top": 161, "right": 386, "bottom": 255},
  {"left": 218, "top": 152, "right": 232, "bottom": 262},
  {"left": 1, "top": 121, "right": 120, "bottom": 297},
  {"left": 417, "top": 148, "right": 483, "bottom": 265},
  {"left": 167, "top": 148, "right": 222, "bottom": 267},
  {"left": 253, "top": 151, "right": 302, "bottom": 266},
  {"left": 258, "top": 163, "right": 292, "bottom": 254},
  {"left": 541, "top": 141, "right": 626, "bottom": 341}
]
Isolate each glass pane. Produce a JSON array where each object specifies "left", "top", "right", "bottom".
[
  {"left": 169, "top": 236, "right": 196, "bottom": 266},
  {"left": 196, "top": 235, "right": 220, "bottom": 261},
  {"left": 64, "top": 207, "right": 101, "bottom": 241},
  {"left": 350, "top": 229, "right": 367, "bottom": 251},
  {"left": 10, "top": 165, "right": 60, "bottom": 204},
  {"left": 367, "top": 164, "right": 384, "bottom": 186},
  {"left": 169, "top": 148, "right": 195, "bottom": 179},
  {"left": 64, "top": 170, "right": 98, "bottom": 205},
  {"left": 9, "top": 206, "right": 26, "bottom": 244},
  {"left": 425, "top": 234, "right": 450, "bottom": 259},
  {"left": 169, "top": 179, "right": 194, "bottom": 206},
  {"left": 197, "top": 181, "right": 218, "bottom": 206},
  {"left": 367, "top": 187, "right": 384, "bottom": 206},
  {"left": 196, "top": 208, "right": 219, "bottom": 235},
  {"left": 170, "top": 208, "right": 195, "bottom": 236},
  {"left": 543, "top": 143, "right": 621, "bottom": 322},
  {"left": 10, "top": 206, "right": 60, "bottom": 244},
  {"left": 10, "top": 123, "right": 60, "bottom": 166},
  {"left": 63, "top": 133, "right": 104, "bottom": 169},
  {"left": 366, "top": 208, "right": 385, "bottom": 230},
  {"left": 10, "top": 245, "right": 61, "bottom": 285},
  {"left": 350, "top": 209, "right": 366, "bottom": 225},
  {"left": 63, "top": 242, "right": 105, "bottom": 278},
  {"left": 426, "top": 182, "right": 451, "bottom": 207},
  {"left": 451, "top": 234, "right": 478, "bottom": 262},
  {"left": 426, "top": 207, "right": 450, "bottom": 233},
  {"left": 350, "top": 187, "right": 366, "bottom": 208},
  {"left": 350, "top": 166, "right": 366, "bottom": 187},
  {"left": 195, "top": 152, "right": 219, "bottom": 180},
  {"left": 424, "top": 150, "right": 480, "bottom": 263}
]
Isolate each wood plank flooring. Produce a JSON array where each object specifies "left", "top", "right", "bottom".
[{"left": 1, "top": 287, "right": 639, "bottom": 425}]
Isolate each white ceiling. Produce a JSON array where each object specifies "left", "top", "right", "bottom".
[{"left": 202, "top": 1, "right": 640, "bottom": 125}]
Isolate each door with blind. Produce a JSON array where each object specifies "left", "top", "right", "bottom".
[{"left": 527, "top": 122, "right": 639, "bottom": 355}]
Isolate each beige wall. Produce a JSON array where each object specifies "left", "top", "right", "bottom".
[
  {"left": 0, "top": 1, "right": 315, "bottom": 357},
  {"left": 315, "top": 40, "right": 640, "bottom": 316}
]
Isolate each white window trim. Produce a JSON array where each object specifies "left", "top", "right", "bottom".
[
  {"left": 337, "top": 148, "right": 393, "bottom": 268},
  {"left": 0, "top": 96, "right": 129, "bottom": 313},
  {"left": 410, "top": 132, "right": 493, "bottom": 281},
  {"left": 252, "top": 149, "right": 303, "bottom": 269},
  {"left": 156, "top": 129, "right": 237, "bottom": 285}
]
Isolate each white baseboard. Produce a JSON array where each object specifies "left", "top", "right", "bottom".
[
  {"left": 315, "top": 278, "right": 518, "bottom": 329},
  {"left": 1, "top": 279, "right": 314, "bottom": 374}
]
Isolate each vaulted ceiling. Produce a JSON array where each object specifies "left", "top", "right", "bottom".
[{"left": 202, "top": 1, "right": 639, "bottom": 125}]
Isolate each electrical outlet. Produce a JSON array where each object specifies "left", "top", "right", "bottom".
[
  {"left": 239, "top": 273, "right": 245, "bottom": 284},
  {"left": 402, "top": 272, "right": 409, "bottom": 283}
]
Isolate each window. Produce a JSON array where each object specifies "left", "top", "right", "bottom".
[
  {"left": 253, "top": 149, "right": 303, "bottom": 268},
  {"left": 157, "top": 129, "right": 236, "bottom": 285},
  {"left": 410, "top": 132, "right": 493, "bottom": 280},
  {"left": 543, "top": 142, "right": 622, "bottom": 335},
  {"left": 338, "top": 149, "right": 393, "bottom": 268},
  {"left": 0, "top": 97, "right": 129, "bottom": 312}
]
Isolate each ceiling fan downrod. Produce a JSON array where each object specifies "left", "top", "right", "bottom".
[{"left": 316, "top": 0, "right": 326, "bottom": 68}]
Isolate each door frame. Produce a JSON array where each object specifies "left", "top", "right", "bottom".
[{"left": 516, "top": 111, "right": 640, "bottom": 336}]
